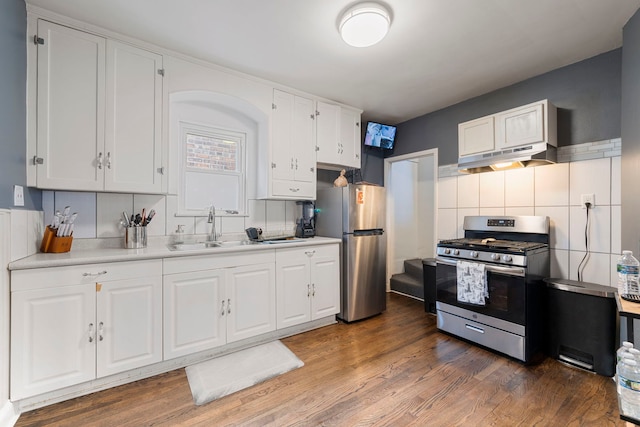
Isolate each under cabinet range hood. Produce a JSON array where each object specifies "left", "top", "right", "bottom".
[{"left": 458, "top": 142, "right": 557, "bottom": 174}]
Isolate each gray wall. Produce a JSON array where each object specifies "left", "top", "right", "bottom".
[
  {"left": 0, "top": 0, "right": 41, "bottom": 210},
  {"left": 392, "top": 49, "right": 622, "bottom": 166},
  {"left": 622, "top": 10, "right": 640, "bottom": 256}
]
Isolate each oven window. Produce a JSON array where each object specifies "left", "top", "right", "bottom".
[{"left": 436, "top": 262, "right": 526, "bottom": 325}]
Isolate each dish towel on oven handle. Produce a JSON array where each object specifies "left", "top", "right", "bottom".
[{"left": 456, "top": 260, "right": 488, "bottom": 306}]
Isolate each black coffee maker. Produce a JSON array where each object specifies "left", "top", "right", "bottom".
[{"left": 295, "top": 201, "right": 316, "bottom": 238}]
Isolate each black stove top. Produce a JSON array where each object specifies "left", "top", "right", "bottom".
[{"left": 437, "top": 238, "right": 547, "bottom": 254}]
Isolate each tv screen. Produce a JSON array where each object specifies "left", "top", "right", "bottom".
[{"left": 364, "top": 121, "right": 397, "bottom": 149}]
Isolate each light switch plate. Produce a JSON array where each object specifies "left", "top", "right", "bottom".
[{"left": 13, "top": 185, "right": 24, "bottom": 207}]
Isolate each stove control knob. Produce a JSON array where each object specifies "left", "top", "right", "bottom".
[
  {"left": 470, "top": 251, "right": 479, "bottom": 258},
  {"left": 453, "top": 249, "right": 460, "bottom": 256},
  {"left": 491, "top": 253, "right": 500, "bottom": 260},
  {"left": 502, "top": 255, "right": 513, "bottom": 262},
  {"left": 444, "top": 248, "right": 451, "bottom": 255}
]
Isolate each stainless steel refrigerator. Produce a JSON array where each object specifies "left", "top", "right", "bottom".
[{"left": 316, "top": 184, "right": 386, "bottom": 322}]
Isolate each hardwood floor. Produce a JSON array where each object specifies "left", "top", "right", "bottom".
[{"left": 16, "top": 293, "right": 623, "bottom": 426}]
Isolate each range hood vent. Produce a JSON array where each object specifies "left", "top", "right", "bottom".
[{"left": 458, "top": 142, "right": 557, "bottom": 174}]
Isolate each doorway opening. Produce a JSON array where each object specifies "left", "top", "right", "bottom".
[{"left": 384, "top": 149, "right": 438, "bottom": 299}]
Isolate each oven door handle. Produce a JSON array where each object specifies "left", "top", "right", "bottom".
[{"left": 435, "top": 257, "right": 525, "bottom": 277}]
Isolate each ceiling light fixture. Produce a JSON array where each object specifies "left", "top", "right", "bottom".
[{"left": 339, "top": 2, "right": 391, "bottom": 48}]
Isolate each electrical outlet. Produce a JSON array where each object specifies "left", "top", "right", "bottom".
[
  {"left": 581, "top": 193, "right": 595, "bottom": 209},
  {"left": 13, "top": 185, "right": 24, "bottom": 207}
]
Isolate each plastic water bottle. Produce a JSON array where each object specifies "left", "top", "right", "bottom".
[
  {"left": 620, "top": 358, "right": 640, "bottom": 418},
  {"left": 618, "top": 250, "right": 640, "bottom": 295},
  {"left": 617, "top": 342, "right": 635, "bottom": 384}
]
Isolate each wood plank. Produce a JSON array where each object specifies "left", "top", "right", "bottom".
[{"left": 15, "top": 293, "right": 625, "bottom": 426}]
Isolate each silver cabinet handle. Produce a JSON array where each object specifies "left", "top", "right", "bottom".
[
  {"left": 289, "top": 188, "right": 300, "bottom": 192},
  {"left": 88, "top": 323, "right": 95, "bottom": 343},
  {"left": 98, "top": 321, "right": 105, "bottom": 341},
  {"left": 83, "top": 270, "right": 107, "bottom": 277},
  {"left": 312, "top": 284, "right": 316, "bottom": 297},
  {"left": 227, "top": 298, "right": 231, "bottom": 314},
  {"left": 465, "top": 324, "right": 485, "bottom": 334},
  {"left": 106, "top": 152, "right": 112, "bottom": 169},
  {"left": 304, "top": 250, "right": 315, "bottom": 257},
  {"left": 221, "top": 300, "right": 226, "bottom": 316},
  {"left": 97, "top": 152, "right": 103, "bottom": 170},
  {"left": 307, "top": 284, "right": 311, "bottom": 297},
  {"left": 290, "top": 158, "right": 294, "bottom": 170}
]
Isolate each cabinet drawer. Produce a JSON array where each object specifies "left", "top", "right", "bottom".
[
  {"left": 272, "top": 180, "right": 315, "bottom": 198},
  {"left": 11, "top": 259, "right": 162, "bottom": 292},
  {"left": 164, "top": 251, "right": 275, "bottom": 275},
  {"left": 276, "top": 244, "right": 338, "bottom": 261}
]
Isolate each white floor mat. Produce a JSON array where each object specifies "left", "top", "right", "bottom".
[{"left": 185, "top": 340, "right": 304, "bottom": 405}]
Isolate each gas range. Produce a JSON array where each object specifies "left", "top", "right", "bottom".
[{"left": 436, "top": 238, "right": 548, "bottom": 267}]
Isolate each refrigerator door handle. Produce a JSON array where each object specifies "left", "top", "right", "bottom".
[{"left": 346, "top": 229, "right": 385, "bottom": 236}]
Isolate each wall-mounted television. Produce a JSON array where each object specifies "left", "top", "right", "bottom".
[{"left": 364, "top": 121, "right": 397, "bottom": 149}]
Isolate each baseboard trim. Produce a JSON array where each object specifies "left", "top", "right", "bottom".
[{"left": 0, "top": 400, "right": 19, "bottom": 427}]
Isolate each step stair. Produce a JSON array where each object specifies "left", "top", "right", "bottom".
[{"left": 390, "top": 258, "right": 424, "bottom": 300}]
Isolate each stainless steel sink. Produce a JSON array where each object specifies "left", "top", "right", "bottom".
[{"left": 168, "top": 240, "right": 252, "bottom": 251}]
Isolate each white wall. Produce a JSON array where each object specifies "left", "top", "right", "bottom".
[{"left": 437, "top": 154, "right": 621, "bottom": 287}]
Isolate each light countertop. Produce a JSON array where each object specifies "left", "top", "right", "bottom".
[{"left": 8, "top": 236, "right": 341, "bottom": 271}]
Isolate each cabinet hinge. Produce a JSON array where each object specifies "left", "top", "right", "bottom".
[
  {"left": 315, "top": 146, "right": 319, "bottom": 152},
  {"left": 33, "top": 35, "right": 44, "bottom": 45},
  {"left": 33, "top": 156, "right": 44, "bottom": 165},
  {"left": 315, "top": 110, "right": 320, "bottom": 116},
  {"left": 310, "top": 114, "right": 314, "bottom": 120},
  {"left": 157, "top": 166, "right": 165, "bottom": 175},
  {"left": 310, "top": 167, "right": 314, "bottom": 172},
  {"left": 272, "top": 103, "right": 277, "bottom": 110},
  {"left": 157, "top": 69, "right": 165, "bottom": 76},
  {"left": 271, "top": 162, "right": 276, "bottom": 168},
  {"left": 356, "top": 122, "right": 360, "bottom": 127}
]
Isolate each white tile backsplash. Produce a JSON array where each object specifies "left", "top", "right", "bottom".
[
  {"left": 569, "top": 157, "right": 611, "bottom": 207},
  {"left": 52, "top": 191, "right": 97, "bottom": 238},
  {"left": 479, "top": 171, "right": 504, "bottom": 207},
  {"left": 134, "top": 194, "right": 166, "bottom": 236},
  {"left": 534, "top": 162, "right": 569, "bottom": 207},
  {"left": 438, "top": 145, "right": 621, "bottom": 286},
  {"left": 457, "top": 174, "right": 479, "bottom": 208},
  {"left": 438, "top": 177, "right": 457, "bottom": 209},
  {"left": 505, "top": 168, "right": 534, "bottom": 207}
]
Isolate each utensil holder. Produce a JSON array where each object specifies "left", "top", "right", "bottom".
[
  {"left": 40, "top": 225, "right": 73, "bottom": 253},
  {"left": 125, "top": 226, "right": 147, "bottom": 249}
]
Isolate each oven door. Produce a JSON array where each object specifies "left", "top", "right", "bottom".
[{"left": 435, "top": 256, "right": 526, "bottom": 325}]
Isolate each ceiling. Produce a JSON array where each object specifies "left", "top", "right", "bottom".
[{"left": 24, "top": 0, "right": 640, "bottom": 124}]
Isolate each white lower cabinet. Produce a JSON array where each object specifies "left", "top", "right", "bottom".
[
  {"left": 10, "top": 260, "right": 162, "bottom": 400},
  {"left": 163, "top": 254, "right": 276, "bottom": 360},
  {"left": 276, "top": 245, "right": 340, "bottom": 329}
]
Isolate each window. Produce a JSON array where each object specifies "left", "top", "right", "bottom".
[{"left": 180, "top": 123, "right": 246, "bottom": 214}]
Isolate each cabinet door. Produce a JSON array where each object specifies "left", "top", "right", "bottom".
[
  {"left": 163, "top": 269, "right": 226, "bottom": 360},
  {"left": 272, "top": 89, "right": 295, "bottom": 181},
  {"left": 310, "top": 246, "right": 340, "bottom": 320},
  {"left": 36, "top": 20, "right": 106, "bottom": 191},
  {"left": 96, "top": 276, "right": 162, "bottom": 377},
  {"left": 11, "top": 284, "right": 96, "bottom": 400},
  {"left": 458, "top": 116, "right": 494, "bottom": 156},
  {"left": 292, "top": 95, "right": 316, "bottom": 183},
  {"left": 276, "top": 250, "right": 312, "bottom": 329},
  {"left": 340, "top": 108, "right": 361, "bottom": 168},
  {"left": 316, "top": 101, "right": 341, "bottom": 164},
  {"left": 105, "top": 40, "right": 163, "bottom": 193},
  {"left": 226, "top": 263, "right": 276, "bottom": 343},
  {"left": 495, "top": 102, "right": 544, "bottom": 149}
]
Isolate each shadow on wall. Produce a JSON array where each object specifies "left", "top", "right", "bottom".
[{"left": 557, "top": 108, "right": 572, "bottom": 147}]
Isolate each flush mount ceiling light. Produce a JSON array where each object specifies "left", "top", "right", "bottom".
[{"left": 339, "top": 2, "right": 391, "bottom": 47}]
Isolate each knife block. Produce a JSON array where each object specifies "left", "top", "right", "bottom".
[{"left": 40, "top": 225, "right": 73, "bottom": 253}]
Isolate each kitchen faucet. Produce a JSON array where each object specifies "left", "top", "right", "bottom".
[{"left": 207, "top": 205, "right": 218, "bottom": 242}]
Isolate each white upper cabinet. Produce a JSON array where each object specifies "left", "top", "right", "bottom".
[
  {"left": 316, "top": 102, "right": 362, "bottom": 169},
  {"left": 104, "top": 40, "right": 163, "bottom": 193},
  {"left": 36, "top": 20, "right": 106, "bottom": 191},
  {"left": 458, "top": 100, "right": 557, "bottom": 158},
  {"left": 264, "top": 89, "right": 316, "bottom": 200},
  {"left": 495, "top": 99, "right": 557, "bottom": 149},
  {"left": 458, "top": 116, "right": 495, "bottom": 157},
  {"left": 34, "top": 20, "right": 164, "bottom": 194}
]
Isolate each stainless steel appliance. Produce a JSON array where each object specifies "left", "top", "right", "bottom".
[
  {"left": 316, "top": 184, "right": 386, "bottom": 322},
  {"left": 295, "top": 201, "right": 316, "bottom": 238},
  {"left": 435, "top": 215, "right": 550, "bottom": 362}
]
